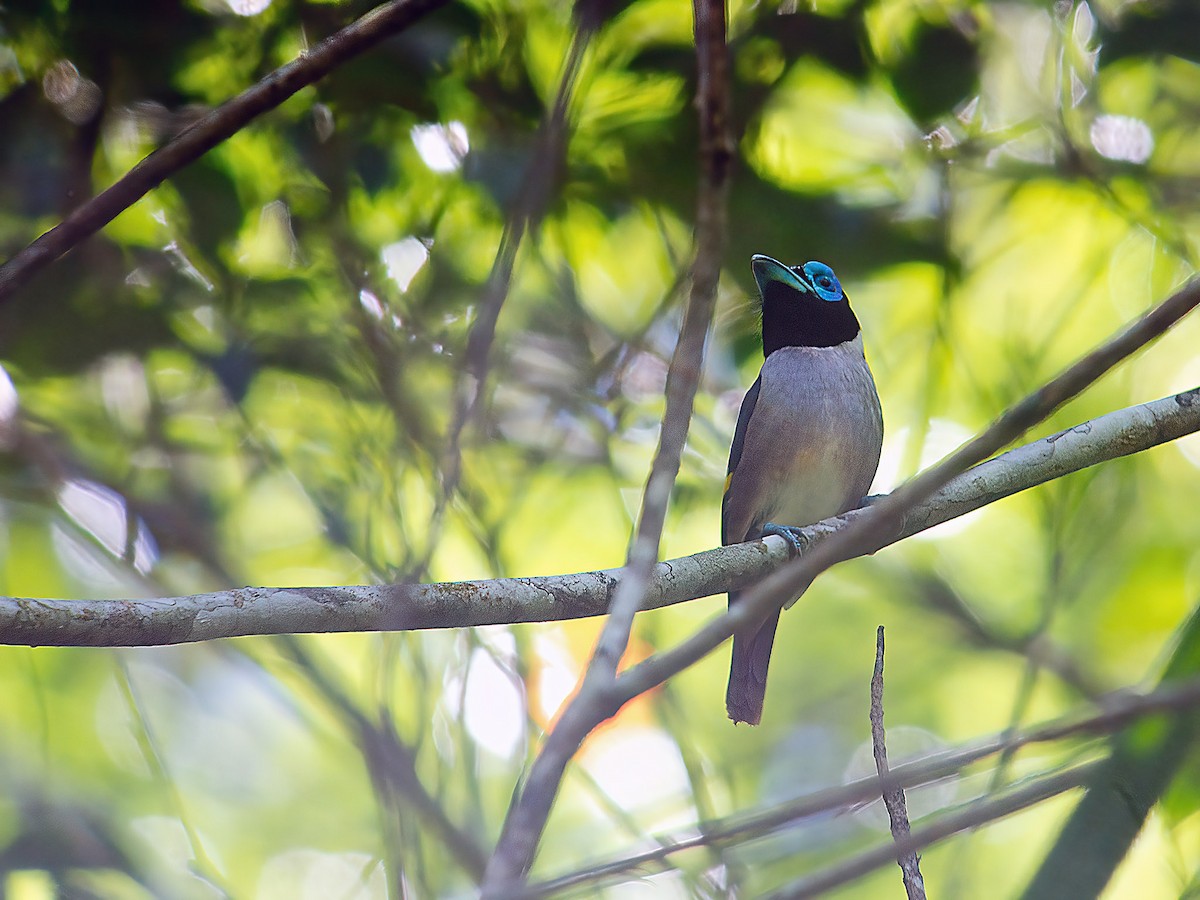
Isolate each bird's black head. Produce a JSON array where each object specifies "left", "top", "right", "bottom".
[{"left": 752, "top": 254, "right": 861, "bottom": 356}]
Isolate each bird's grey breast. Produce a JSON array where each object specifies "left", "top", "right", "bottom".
[{"left": 730, "top": 336, "right": 883, "bottom": 540}]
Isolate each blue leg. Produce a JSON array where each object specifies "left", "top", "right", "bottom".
[{"left": 762, "top": 522, "right": 807, "bottom": 556}]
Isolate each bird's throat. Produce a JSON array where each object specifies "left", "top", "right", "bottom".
[{"left": 760, "top": 281, "right": 861, "bottom": 355}]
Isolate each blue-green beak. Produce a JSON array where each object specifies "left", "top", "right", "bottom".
[{"left": 751, "top": 254, "right": 810, "bottom": 298}]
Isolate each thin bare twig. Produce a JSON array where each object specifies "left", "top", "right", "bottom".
[
  {"left": 899, "top": 569, "right": 1105, "bottom": 699},
  {"left": 767, "top": 764, "right": 1097, "bottom": 900},
  {"left": 0, "top": 0, "right": 447, "bottom": 303},
  {"left": 480, "top": 0, "right": 734, "bottom": 889},
  {"left": 514, "top": 675, "right": 1200, "bottom": 897},
  {"left": 870, "top": 626, "right": 927, "bottom": 900},
  {"left": 0, "top": 385, "right": 1196, "bottom": 646}
]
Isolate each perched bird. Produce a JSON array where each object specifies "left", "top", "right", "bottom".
[{"left": 723, "top": 255, "right": 884, "bottom": 725}]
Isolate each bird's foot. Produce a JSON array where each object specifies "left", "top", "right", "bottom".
[
  {"left": 858, "top": 493, "right": 887, "bottom": 508},
  {"left": 762, "top": 522, "right": 808, "bottom": 557}
]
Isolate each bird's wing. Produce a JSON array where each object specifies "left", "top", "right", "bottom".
[{"left": 722, "top": 373, "right": 762, "bottom": 546}]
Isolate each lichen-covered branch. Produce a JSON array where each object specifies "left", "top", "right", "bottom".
[{"left": 1, "top": 386, "right": 1195, "bottom": 648}]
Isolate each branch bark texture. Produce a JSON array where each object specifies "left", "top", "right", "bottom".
[{"left": 1, "top": 386, "right": 1196, "bottom": 647}]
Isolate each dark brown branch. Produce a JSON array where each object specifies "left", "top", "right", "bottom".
[
  {"left": 0, "top": 0, "right": 447, "bottom": 304},
  {"left": 870, "top": 626, "right": 926, "bottom": 900}
]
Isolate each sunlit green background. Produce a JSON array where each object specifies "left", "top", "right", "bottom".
[{"left": 1, "top": 0, "right": 1200, "bottom": 896}]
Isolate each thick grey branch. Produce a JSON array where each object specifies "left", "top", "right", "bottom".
[{"left": 0, "top": 386, "right": 1195, "bottom": 647}]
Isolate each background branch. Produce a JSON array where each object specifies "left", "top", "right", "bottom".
[
  {"left": 419, "top": 25, "right": 587, "bottom": 582},
  {"left": 271, "top": 635, "right": 489, "bottom": 883},
  {"left": 1021, "top": 598, "right": 1200, "bottom": 898},
  {"left": 769, "top": 764, "right": 1097, "bottom": 900},
  {"left": 0, "top": 0, "right": 446, "bottom": 303},
  {"left": 512, "top": 675, "right": 1200, "bottom": 897}
]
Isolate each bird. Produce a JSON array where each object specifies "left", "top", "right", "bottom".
[{"left": 723, "top": 254, "right": 884, "bottom": 725}]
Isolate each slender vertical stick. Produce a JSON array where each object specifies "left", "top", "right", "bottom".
[{"left": 871, "top": 626, "right": 927, "bottom": 900}]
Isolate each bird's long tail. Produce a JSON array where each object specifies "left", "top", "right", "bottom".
[{"left": 725, "top": 590, "right": 781, "bottom": 726}]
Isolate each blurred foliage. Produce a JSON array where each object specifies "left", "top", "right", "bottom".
[{"left": 1, "top": 0, "right": 1199, "bottom": 897}]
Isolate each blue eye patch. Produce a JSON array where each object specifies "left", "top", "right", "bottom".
[{"left": 793, "top": 261, "right": 843, "bottom": 302}]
